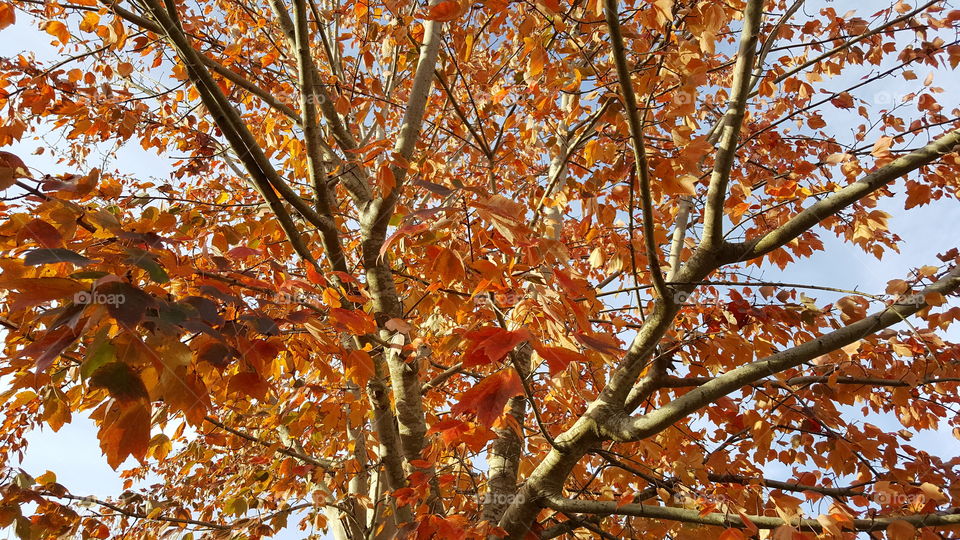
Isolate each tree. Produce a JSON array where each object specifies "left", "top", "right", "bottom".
[{"left": 0, "top": 0, "right": 959, "bottom": 537}]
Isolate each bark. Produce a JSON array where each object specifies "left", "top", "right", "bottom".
[
  {"left": 545, "top": 495, "right": 960, "bottom": 532},
  {"left": 482, "top": 347, "right": 531, "bottom": 522}
]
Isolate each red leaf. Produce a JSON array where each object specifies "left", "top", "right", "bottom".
[
  {"left": 306, "top": 265, "right": 327, "bottom": 286},
  {"left": 462, "top": 327, "right": 529, "bottom": 367},
  {"left": 451, "top": 370, "right": 523, "bottom": 426},
  {"left": 18, "top": 219, "right": 63, "bottom": 248},
  {"left": 226, "top": 246, "right": 261, "bottom": 259},
  {"left": 533, "top": 345, "right": 585, "bottom": 376}
]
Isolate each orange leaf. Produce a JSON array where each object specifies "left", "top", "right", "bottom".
[
  {"left": 885, "top": 520, "right": 916, "bottom": 540},
  {"left": 343, "top": 349, "right": 375, "bottom": 386},
  {"left": 44, "top": 20, "right": 70, "bottom": 44},
  {"left": 1, "top": 277, "right": 87, "bottom": 309},
  {"left": 228, "top": 371, "right": 269, "bottom": 401},
  {"left": 573, "top": 331, "right": 620, "bottom": 356},
  {"left": 377, "top": 163, "right": 396, "bottom": 195},
  {"left": 451, "top": 370, "right": 523, "bottom": 426},
  {"left": 98, "top": 400, "right": 151, "bottom": 469},
  {"left": 0, "top": 3, "right": 15, "bottom": 31},
  {"left": 329, "top": 308, "right": 377, "bottom": 335},
  {"left": 430, "top": 247, "right": 464, "bottom": 284},
  {"left": 425, "top": 0, "right": 463, "bottom": 21},
  {"left": 0, "top": 151, "right": 29, "bottom": 190},
  {"left": 306, "top": 264, "right": 327, "bottom": 286},
  {"left": 18, "top": 218, "right": 63, "bottom": 248},
  {"left": 718, "top": 529, "right": 747, "bottom": 540}
]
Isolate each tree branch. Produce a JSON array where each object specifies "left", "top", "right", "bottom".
[
  {"left": 725, "top": 128, "right": 960, "bottom": 264},
  {"left": 603, "top": 0, "right": 668, "bottom": 300},
  {"left": 605, "top": 264, "right": 960, "bottom": 441},
  {"left": 700, "top": 0, "right": 762, "bottom": 249},
  {"left": 544, "top": 495, "right": 960, "bottom": 532}
]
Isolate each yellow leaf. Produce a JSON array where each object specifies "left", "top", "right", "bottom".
[{"left": 35, "top": 471, "right": 56, "bottom": 485}]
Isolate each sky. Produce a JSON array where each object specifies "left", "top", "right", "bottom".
[{"left": 1, "top": 1, "right": 959, "bottom": 538}]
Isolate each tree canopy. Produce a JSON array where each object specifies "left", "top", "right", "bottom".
[{"left": 1, "top": 0, "right": 960, "bottom": 538}]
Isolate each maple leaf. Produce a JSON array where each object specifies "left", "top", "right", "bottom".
[
  {"left": 98, "top": 400, "right": 151, "bottom": 469},
  {"left": 533, "top": 344, "right": 586, "bottom": 376},
  {"left": 451, "top": 370, "right": 524, "bottom": 426},
  {"left": 425, "top": 0, "right": 463, "bottom": 21},
  {"left": 461, "top": 327, "right": 530, "bottom": 367},
  {"left": 329, "top": 308, "right": 377, "bottom": 335}
]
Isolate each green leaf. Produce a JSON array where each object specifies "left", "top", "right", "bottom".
[
  {"left": 24, "top": 248, "right": 94, "bottom": 267},
  {"left": 124, "top": 248, "right": 169, "bottom": 284},
  {"left": 82, "top": 330, "right": 115, "bottom": 379},
  {"left": 89, "top": 362, "right": 149, "bottom": 402}
]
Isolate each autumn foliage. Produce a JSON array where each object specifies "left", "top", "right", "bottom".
[{"left": 1, "top": 0, "right": 960, "bottom": 538}]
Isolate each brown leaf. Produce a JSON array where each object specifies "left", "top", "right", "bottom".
[{"left": 0, "top": 151, "right": 28, "bottom": 189}]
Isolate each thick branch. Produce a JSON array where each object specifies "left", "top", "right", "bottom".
[
  {"left": 291, "top": 0, "right": 350, "bottom": 274},
  {"left": 103, "top": 1, "right": 299, "bottom": 120},
  {"left": 700, "top": 0, "right": 762, "bottom": 249},
  {"left": 483, "top": 348, "right": 530, "bottom": 521},
  {"left": 137, "top": 0, "right": 326, "bottom": 269},
  {"left": 545, "top": 495, "right": 960, "bottom": 532},
  {"left": 725, "top": 128, "right": 960, "bottom": 263},
  {"left": 606, "top": 265, "right": 960, "bottom": 441},
  {"left": 603, "top": 0, "right": 668, "bottom": 300}
]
